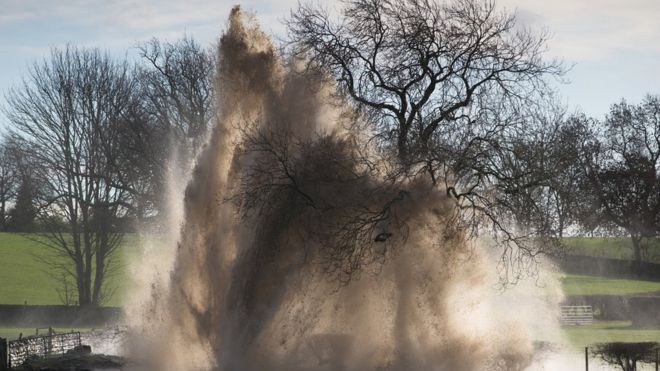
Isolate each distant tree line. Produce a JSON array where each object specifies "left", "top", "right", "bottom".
[
  {"left": 551, "top": 96, "right": 660, "bottom": 264},
  {"left": 475, "top": 95, "right": 660, "bottom": 266}
]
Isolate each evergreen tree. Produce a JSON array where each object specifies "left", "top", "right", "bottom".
[{"left": 8, "top": 175, "right": 36, "bottom": 232}]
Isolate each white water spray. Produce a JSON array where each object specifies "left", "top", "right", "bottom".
[{"left": 125, "top": 8, "right": 564, "bottom": 371}]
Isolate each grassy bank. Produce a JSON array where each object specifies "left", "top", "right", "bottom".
[
  {"left": 562, "top": 274, "right": 660, "bottom": 296},
  {"left": 0, "top": 233, "right": 139, "bottom": 306},
  {"left": 562, "top": 321, "right": 660, "bottom": 347},
  {"left": 1, "top": 232, "right": 659, "bottom": 305},
  {"left": 563, "top": 237, "right": 660, "bottom": 263}
]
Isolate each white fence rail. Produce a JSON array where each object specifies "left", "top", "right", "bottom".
[{"left": 560, "top": 305, "right": 593, "bottom": 325}]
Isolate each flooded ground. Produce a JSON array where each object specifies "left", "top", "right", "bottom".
[
  {"left": 75, "top": 329, "right": 658, "bottom": 370},
  {"left": 530, "top": 344, "right": 658, "bottom": 370}
]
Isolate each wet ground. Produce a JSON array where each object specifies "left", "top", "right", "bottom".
[
  {"left": 12, "top": 353, "right": 125, "bottom": 370},
  {"left": 530, "top": 345, "right": 658, "bottom": 370}
]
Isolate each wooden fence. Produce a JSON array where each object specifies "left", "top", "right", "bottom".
[
  {"left": 560, "top": 305, "right": 594, "bottom": 325},
  {"left": 0, "top": 338, "right": 7, "bottom": 371},
  {"left": 5, "top": 331, "right": 81, "bottom": 367}
]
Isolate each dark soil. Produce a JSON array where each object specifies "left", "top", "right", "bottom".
[{"left": 12, "top": 353, "right": 124, "bottom": 370}]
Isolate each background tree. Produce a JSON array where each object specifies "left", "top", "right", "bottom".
[
  {"left": 4, "top": 45, "right": 139, "bottom": 307},
  {"left": 137, "top": 36, "right": 216, "bottom": 165},
  {"left": 288, "top": 0, "right": 563, "bottom": 279},
  {"left": 514, "top": 113, "right": 595, "bottom": 239},
  {"left": 8, "top": 174, "right": 37, "bottom": 232},
  {"left": 99, "top": 80, "right": 159, "bottom": 229},
  {"left": 0, "top": 137, "right": 17, "bottom": 231},
  {"left": 490, "top": 107, "right": 566, "bottom": 234},
  {"left": 582, "top": 95, "right": 660, "bottom": 263},
  {"left": 115, "top": 36, "right": 218, "bottom": 229},
  {"left": 592, "top": 342, "right": 659, "bottom": 371},
  {"left": 288, "top": 0, "right": 561, "bottom": 165},
  {"left": 5, "top": 138, "right": 41, "bottom": 232},
  {"left": 545, "top": 115, "right": 596, "bottom": 238}
]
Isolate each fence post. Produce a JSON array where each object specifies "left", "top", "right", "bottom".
[
  {"left": 585, "top": 346, "right": 589, "bottom": 371},
  {"left": 0, "top": 338, "right": 8, "bottom": 371},
  {"left": 655, "top": 348, "right": 658, "bottom": 371}
]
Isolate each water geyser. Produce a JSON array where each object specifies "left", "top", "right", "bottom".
[{"left": 126, "top": 8, "right": 560, "bottom": 371}]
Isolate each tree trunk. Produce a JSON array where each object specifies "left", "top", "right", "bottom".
[
  {"left": 631, "top": 235, "right": 643, "bottom": 264},
  {"left": 0, "top": 199, "right": 5, "bottom": 231},
  {"left": 92, "top": 234, "right": 107, "bottom": 306},
  {"left": 72, "top": 232, "right": 88, "bottom": 307},
  {"left": 83, "top": 232, "right": 94, "bottom": 307}
]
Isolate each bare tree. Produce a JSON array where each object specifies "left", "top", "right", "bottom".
[
  {"left": 4, "top": 45, "right": 138, "bottom": 306},
  {"left": 505, "top": 112, "right": 596, "bottom": 240},
  {"left": 102, "top": 94, "right": 162, "bottom": 228},
  {"left": 581, "top": 95, "right": 660, "bottom": 263},
  {"left": 119, "top": 36, "right": 219, "bottom": 229},
  {"left": 0, "top": 137, "right": 17, "bottom": 231},
  {"left": 542, "top": 115, "right": 595, "bottom": 238},
  {"left": 288, "top": 0, "right": 561, "bottom": 166},
  {"left": 234, "top": 125, "right": 408, "bottom": 283},
  {"left": 592, "top": 342, "right": 659, "bottom": 371},
  {"left": 288, "top": 0, "right": 564, "bottom": 280},
  {"left": 137, "top": 36, "right": 217, "bottom": 164}
]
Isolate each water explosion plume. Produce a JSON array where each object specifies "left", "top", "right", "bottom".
[{"left": 127, "top": 7, "right": 561, "bottom": 371}]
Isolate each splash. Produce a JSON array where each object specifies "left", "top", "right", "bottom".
[{"left": 126, "top": 8, "right": 562, "bottom": 371}]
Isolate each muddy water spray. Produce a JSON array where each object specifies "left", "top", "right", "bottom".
[{"left": 126, "top": 8, "right": 562, "bottom": 371}]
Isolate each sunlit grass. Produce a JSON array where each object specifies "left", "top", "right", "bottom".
[
  {"left": 561, "top": 274, "right": 660, "bottom": 296},
  {"left": 562, "top": 237, "right": 660, "bottom": 263},
  {"left": 562, "top": 321, "right": 660, "bottom": 347},
  {"left": 0, "top": 232, "right": 141, "bottom": 306}
]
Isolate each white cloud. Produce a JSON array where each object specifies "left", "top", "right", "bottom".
[
  {"left": 500, "top": 0, "right": 660, "bottom": 61},
  {"left": 0, "top": 0, "right": 658, "bottom": 121},
  {"left": 2, "top": 0, "right": 659, "bottom": 61},
  {"left": 0, "top": 0, "right": 297, "bottom": 47}
]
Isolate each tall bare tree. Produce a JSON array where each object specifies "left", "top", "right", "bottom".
[
  {"left": 117, "top": 36, "right": 219, "bottom": 229},
  {"left": 288, "top": 0, "right": 564, "bottom": 280},
  {"left": 137, "top": 36, "right": 216, "bottom": 164},
  {"left": 289, "top": 0, "right": 561, "bottom": 165},
  {"left": 4, "top": 45, "right": 139, "bottom": 306}
]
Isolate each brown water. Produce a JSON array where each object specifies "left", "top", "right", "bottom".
[{"left": 124, "top": 7, "right": 563, "bottom": 371}]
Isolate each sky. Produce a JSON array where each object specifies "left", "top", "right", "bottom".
[{"left": 0, "top": 0, "right": 659, "bottom": 128}]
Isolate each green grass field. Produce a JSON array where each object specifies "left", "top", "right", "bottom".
[
  {"left": 562, "top": 321, "right": 660, "bottom": 347},
  {"left": 2, "top": 233, "right": 659, "bottom": 306},
  {"left": 1, "top": 233, "right": 660, "bottom": 349},
  {"left": 563, "top": 236, "right": 660, "bottom": 263},
  {"left": 0, "top": 232, "right": 140, "bottom": 306},
  {"left": 0, "top": 327, "right": 48, "bottom": 340},
  {"left": 562, "top": 274, "right": 660, "bottom": 296}
]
